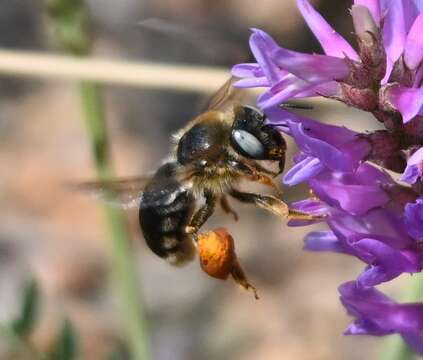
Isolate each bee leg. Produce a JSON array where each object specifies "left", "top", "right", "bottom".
[
  {"left": 220, "top": 195, "right": 239, "bottom": 221},
  {"left": 228, "top": 189, "right": 317, "bottom": 220},
  {"left": 185, "top": 191, "right": 217, "bottom": 238},
  {"left": 230, "top": 159, "right": 280, "bottom": 194},
  {"left": 245, "top": 160, "right": 279, "bottom": 177},
  {"left": 277, "top": 156, "right": 285, "bottom": 176}
]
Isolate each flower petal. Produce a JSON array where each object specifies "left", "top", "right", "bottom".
[
  {"left": 283, "top": 155, "right": 324, "bottom": 186},
  {"left": 304, "top": 231, "right": 348, "bottom": 253},
  {"left": 404, "top": 197, "right": 423, "bottom": 241},
  {"left": 288, "top": 199, "right": 330, "bottom": 226},
  {"left": 355, "top": 239, "right": 422, "bottom": 287},
  {"left": 404, "top": 11, "right": 423, "bottom": 70},
  {"left": 310, "top": 179, "right": 390, "bottom": 215},
  {"left": 383, "top": 1, "right": 407, "bottom": 63},
  {"left": 257, "top": 75, "right": 317, "bottom": 109},
  {"left": 249, "top": 28, "right": 283, "bottom": 85},
  {"left": 383, "top": 0, "right": 419, "bottom": 63},
  {"left": 234, "top": 76, "right": 269, "bottom": 88},
  {"left": 296, "top": 0, "right": 359, "bottom": 60},
  {"left": 272, "top": 47, "right": 350, "bottom": 84},
  {"left": 401, "top": 147, "right": 423, "bottom": 184},
  {"left": 288, "top": 122, "right": 358, "bottom": 172},
  {"left": 388, "top": 85, "right": 423, "bottom": 123},
  {"left": 231, "top": 63, "right": 263, "bottom": 78},
  {"left": 340, "top": 281, "right": 423, "bottom": 343}
]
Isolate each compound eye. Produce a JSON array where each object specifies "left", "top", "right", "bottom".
[{"left": 232, "top": 129, "right": 265, "bottom": 158}]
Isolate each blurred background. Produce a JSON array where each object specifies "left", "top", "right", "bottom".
[{"left": 0, "top": 0, "right": 403, "bottom": 359}]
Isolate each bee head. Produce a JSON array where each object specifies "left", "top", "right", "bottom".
[{"left": 230, "top": 106, "right": 286, "bottom": 161}]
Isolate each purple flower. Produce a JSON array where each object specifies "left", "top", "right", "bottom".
[
  {"left": 339, "top": 281, "right": 423, "bottom": 355},
  {"left": 232, "top": 0, "right": 423, "bottom": 124},
  {"left": 232, "top": 0, "right": 423, "bottom": 355},
  {"left": 401, "top": 147, "right": 423, "bottom": 184},
  {"left": 264, "top": 110, "right": 371, "bottom": 185},
  {"left": 232, "top": 29, "right": 341, "bottom": 110},
  {"left": 307, "top": 163, "right": 392, "bottom": 215},
  {"left": 302, "top": 204, "right": 423, "bottom": 287},
  {"left": 328, "top": 206, "right": 423, "bottom": 286},
  {"left": 405, "top": 197, "right": 423, "bottom": 241}
]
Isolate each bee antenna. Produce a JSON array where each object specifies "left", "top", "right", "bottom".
[{"left": 280, "top": 103, "right": 313, "bottom": 110}]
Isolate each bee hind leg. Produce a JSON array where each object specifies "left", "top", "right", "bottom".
[{"left": 185, "top": 191, "right": 217, "bottom": 238}]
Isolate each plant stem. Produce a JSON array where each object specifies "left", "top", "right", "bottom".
[
  {"left": 79, "top": 82, "right": 151, "bottom": 360},
  {"left": 43, "top": 0, "right": 151, "bottom": 357},
  {"left": 381, "top": 274, "right": 423, "bottom": 360}
]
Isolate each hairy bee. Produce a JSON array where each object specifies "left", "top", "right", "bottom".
[{"left": 76, "top": 77, "right": 314, "bottom": 264}]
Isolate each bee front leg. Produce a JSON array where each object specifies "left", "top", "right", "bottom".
[
  {"left": 185, "top": 191, "right": 217, "bottom": 238},
  {"left": 229, "top": 159, "right": 280, "bottom": 194},
  {"left": 228, "top": 189, "right": 317, "bottom": 221}
]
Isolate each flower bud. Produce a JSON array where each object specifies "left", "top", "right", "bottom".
[{"left": 351, "top": 5, "right": 386, "bottom": 82}]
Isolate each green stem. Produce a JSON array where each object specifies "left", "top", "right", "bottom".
[
  {"left": 79, "top": 82, "right": 151, "bottom": 360},
  {"left": 43, "top": 0, "right": 151, "bottom": 356},
  {"left": 381, "top": 274, "right": 423, "bottom": 360}
]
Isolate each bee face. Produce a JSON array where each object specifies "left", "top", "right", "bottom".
[{"left": 230, "top": 106, "right": 287, "bottom": 167}]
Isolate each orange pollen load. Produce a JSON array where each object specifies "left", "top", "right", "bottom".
[
  {"left": 197, "top": 227, "right": 259, "bottom": 299},
  {"left": 197, "top": 228, "right": 235, "bottom": 280}
]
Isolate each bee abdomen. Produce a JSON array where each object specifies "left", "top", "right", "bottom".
[{"left": 139, "top": 184, "right": 195, "bottom": 263}]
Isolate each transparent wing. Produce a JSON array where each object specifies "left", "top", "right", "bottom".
[
  {"left": 206, "top": 76, "right": 245, "bottom": 112},
  {"left": 69, "top": 176, "right": 152, "bottom": 209},
  {"left": 136, "top": 18, "right": 247, "bottom": 63}
]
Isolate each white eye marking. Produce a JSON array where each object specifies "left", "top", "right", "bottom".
[{"left": 233, "top": 130, "right": 264, "bottom": 158}]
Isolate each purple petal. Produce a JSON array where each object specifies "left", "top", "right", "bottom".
[
  {"left": 307, "top": 164, "right": 392, "bottom": 216},
  {"left": 304, "top": 231, "right": 348, "bottom": 253},
  {"left": 339, "top": 281, "right": 423, "bottom": 342},
  {"left": 296, "top": 0, "right": 359, "bottom": 60},
  {"left": 328, "top": 205, "right": 413, "bottom": 248},
  {"left": 404, "top": 12, "right": 423, "bottom": 70},
  {"left": 283, "top": 155, "right": 324, "bottom": 186},
  {"left": 257, "top": 74, "right": 316, "bottom": 109},
  {"left": 383, "top": 1, "right": 408, "bottom": 63},
  {"left": 288, "top": 122, "right": 357, "bottom": 173},
  {"left": 401, "top": 147, "right": 423, "bottom": 184},
  {"left": 413, "top": 0, "right": 423, "bottom": 12},
  {"left": 288, "top": 198, "right": 330, "bottom": 226},
  {"left": 404, "top": 197, "right": 423, "bottom": 241},
  {"left": 249, "top": 29, "right": 283, "bottom": 86},
  {"left": 388, "top": 85, "right": 423, "bottom": 123},
  {"left": 234, "top": 76, "right": 269, "bottom": 88},
  {"left": 309, "top": 179, "right": 390, "bottom": 215},
  {"left": 272, "top": 47, "right": 350, "bottom": 84},
  {"left": 355, "top": 239, "right": 422, "bottom": 287},
  {"left": 231, "top": 63, "right": 263, "bottom": 78},
  {"left": 354, "top": 0, "right": 381, "bottom": 24},
  {"left": 382, "top": 57, "right": 394, "bottom": 84},
  {"left": 264, "top": 106, "right": 309, "bottom": 130},
  {"left": 402, "top": 333, "right": 423, "bottom": 356}
]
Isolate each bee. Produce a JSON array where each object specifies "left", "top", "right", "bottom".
[{"left": 76, "top": 77, "right": 314, "bottom": 264}]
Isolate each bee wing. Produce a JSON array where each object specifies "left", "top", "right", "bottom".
[
  {"left": 206, "top": 76, "right": 245, "bottom": 112},
  {"left": 69, "top": 176, "right": 153, "bottom": 209},
  {"left": 136, "top": 18, "right": 247, "bottom": 63}
]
